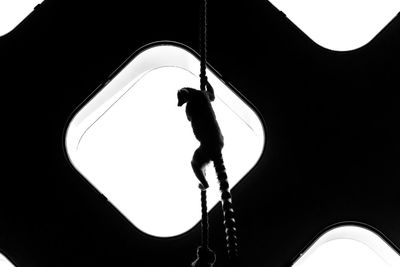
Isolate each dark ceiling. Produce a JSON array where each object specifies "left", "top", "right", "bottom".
[{"left": 0, "top": 0, "right": 399, "bottom": 266}]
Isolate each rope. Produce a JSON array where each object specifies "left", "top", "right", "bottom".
[
  {"left": 199, "top": 0, "right": 207, "bottom": 91},
  {"left": 192, "top": 187, "right": 216, "bottom": 267},
  {"left": 201, "top": 188, "right": 209, "bottom": 247},
  {"left": 194, "top": 0, "right": 238, "bottom": 265},
  {"left": 214, "top": 154, "right": 239, "bottom": 260},
  {"left": 199, "top": 0, "right": 209, "bottom": 250},
  {"left": 192, "top": 1, "right": 216, "bottom": 265}
]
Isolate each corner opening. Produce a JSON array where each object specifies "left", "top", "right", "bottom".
[{"left": 292, "top": 225, "right": 400, "bottom": 267}]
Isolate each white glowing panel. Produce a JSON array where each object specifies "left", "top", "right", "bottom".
[
  {"left": 0, "top": 0, "right": 43, "bottom": 37},
  {"left": 292, "top": 226, "right": 400, "bottom": 267},
  {"left": 0, "top": 254, "right": 14, "bottom": 267},
  {"left": 269, "top": 0, "right": 400, "bottom": 51},
  {"left": 65, "top": 44, "right": 265, "bottom": 237}
]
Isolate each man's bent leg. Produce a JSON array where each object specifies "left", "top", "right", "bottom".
[{"left": 191, "top": 146, "right": 210, "bottom": 189}]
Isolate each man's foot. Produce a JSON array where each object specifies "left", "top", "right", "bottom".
[{"left": 199, "top": 182, "right": 209, "bottom": 190}]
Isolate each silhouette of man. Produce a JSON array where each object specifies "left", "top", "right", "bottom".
[{"left": 177, "top": 80, "right": 224, "bottom": 188}]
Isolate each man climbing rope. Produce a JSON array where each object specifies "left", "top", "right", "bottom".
[
  {"left": 177, "top": 79, "right": 239, "bottom": 264},
  {"left": 177, "top": 80, "right": 222, "bottom": 189},
  {"left": 179, "top": 0, "right": 238, "bottom": 264}
]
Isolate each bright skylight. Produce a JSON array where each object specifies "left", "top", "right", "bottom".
[
  {"left": 269, "top": 0, "right": 400, "bottom": 51},
  {"left": 0, "top": 254, "right": 14, "bottom": 267},
  {"left": 292, "top": 226, "right": 400, "bottom": 267},
  {"left": 65, "top": 45, "right": 265, "bottom": 237},
  {"left": 0, "top": 0, "right": 43, "bottom": 37}
]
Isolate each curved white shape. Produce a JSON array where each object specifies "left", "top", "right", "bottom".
[
  {"left": 269, "top": 0, "right": 400, "bottom": 51},
  {"left": 0, "top": 253, "right": 14, "bottom": 267},
  {"left": 0, "top": 0, "right": 43, "bottom": 37},
  {"left": 65, "top": 44, "right": 265, "bottom": 237},
  {"left": 292, "top": 225, "right": 400, "bottom": 267}
]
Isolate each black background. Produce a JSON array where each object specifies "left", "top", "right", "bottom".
[{"left": 0, "top": 0, "right": 399, "bottom": 266}]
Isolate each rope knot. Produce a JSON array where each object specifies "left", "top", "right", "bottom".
[{"left": 192, "top": 246, "right": 216, "bottom": 267}]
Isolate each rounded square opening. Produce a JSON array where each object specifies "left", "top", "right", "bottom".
[{"left": 65, "top": 44, "right": 265, "bottom": 237}]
